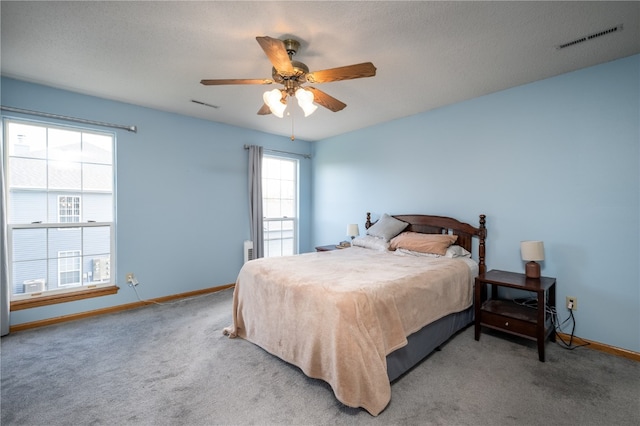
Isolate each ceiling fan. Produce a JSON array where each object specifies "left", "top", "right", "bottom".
[{"left": 200, "top": 36, "right": 376, "bottom": 118}]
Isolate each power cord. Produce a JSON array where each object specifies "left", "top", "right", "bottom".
[
  {"left": 127, "top": 280, "right": 225, "bottom": 306},
  {"left": 553, "top": 307, "right": 590, "bottom": 350},
  {"left": 512, "top": 297, "right": 590, "bottom": 351}
]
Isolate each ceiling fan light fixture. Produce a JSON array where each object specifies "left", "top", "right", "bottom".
[
  {"left": 263, "top": 88, "right": 287, "bottom": 118},
  {"left": 202, "top": 36, "right": 376, "bottom": 119},
  {"left": 295, "top": 88, "right": 318, "bottom": 117}
]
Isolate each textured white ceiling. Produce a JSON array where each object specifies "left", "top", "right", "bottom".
[{"left": 1, "top": 1, "right": 639, "bottom": 141}]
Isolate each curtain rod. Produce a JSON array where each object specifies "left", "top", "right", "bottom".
[
  {"left": 243, "top": 144, "right": 311, "bottom": 159},
  {"left": 1, "top": 105, "right": 138, "bottom": 133}
]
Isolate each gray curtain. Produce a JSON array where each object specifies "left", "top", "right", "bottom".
[
  {"left": 248, "top": 145, "right": 264, "bottom": 259},
  {"left": 1, "top": 136, "right": 10, "bottom": 335}
]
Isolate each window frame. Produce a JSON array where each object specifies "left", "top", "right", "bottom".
[{"left": 3, "top": 117, "right": 118, "bottom": 308}]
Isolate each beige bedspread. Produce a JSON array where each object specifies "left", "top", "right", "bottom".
[{"left": 223, "top": 247, "right": 474, "bottom": 416}]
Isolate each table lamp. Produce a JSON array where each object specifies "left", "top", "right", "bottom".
[
  {"left": 347, "top": 224, "right": 360, "bottom": 246},
  {"left": 521, "top": 241, "right": 544, "bottom": 279}
]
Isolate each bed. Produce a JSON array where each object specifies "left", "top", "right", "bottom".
[{"left": 224, "top": 213, "right": 487, "bottom": 416}]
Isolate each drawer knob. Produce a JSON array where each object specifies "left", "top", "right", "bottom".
[{"left": 505, "top": 321, "right": 509, "bottom": 326}]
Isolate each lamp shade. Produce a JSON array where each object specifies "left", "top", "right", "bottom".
[
  {"left": 263, "top": 89, "right": 286, "bottom": 118},
  {"left": 521, "top": 241, "right": 544, "bottom": 261},
  {"left": 295, "top": 88, "right": 318, "bottom": 117},
  {"left": 347, "top": 224, "right": 360, "bottom": 238}
]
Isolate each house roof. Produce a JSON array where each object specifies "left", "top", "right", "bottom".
[{"left": 1, "top": 1, "right": 639, "bottom": 141}]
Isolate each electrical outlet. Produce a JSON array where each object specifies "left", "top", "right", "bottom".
[
  {"left": 566, "top": 296, "right": 577, "bottom": 311},
  {"left": 126, "top": 273, "right": 136, "bottom": 285}
]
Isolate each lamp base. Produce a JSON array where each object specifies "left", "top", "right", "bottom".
[{"left": 525, "top": 261, "right": 541, "bottom": 279}]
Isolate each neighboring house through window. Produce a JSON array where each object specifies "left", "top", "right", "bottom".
[
  {"left": 4, "top": 118, "right": 116, "bottom": 304},
  {"left": 262, "top": 155, "right": 298, "bottom": 257}
]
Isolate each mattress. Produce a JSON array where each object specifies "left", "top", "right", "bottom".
[{"left": 224, "top": 247, "right": 478, "bottom": 415}]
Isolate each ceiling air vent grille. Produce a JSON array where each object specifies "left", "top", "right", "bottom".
[
  {"left": 556, "top": 24, "right": 623, "bottom": 50},
  {"left": 191, "top": 99, "right": 219, "bottom": 109}
]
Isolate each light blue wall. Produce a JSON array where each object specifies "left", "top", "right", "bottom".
[
  {"left": 1, "top": 77, "right": 313, "bottom": 326},
  {"left": 312, "top": 55, "right": 640, "bottom": 352}
]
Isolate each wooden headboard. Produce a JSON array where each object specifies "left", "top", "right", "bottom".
[{"left": 365, "top": 212, "right": 487, "bottom": 275}]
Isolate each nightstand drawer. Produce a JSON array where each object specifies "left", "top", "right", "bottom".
[{"left": 480, "top": 311, "right": 537, "bottom": 338}]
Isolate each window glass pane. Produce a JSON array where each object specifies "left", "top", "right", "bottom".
[
  {"left": 264, "top": 199, "right": 281, "bottom": 218},
  {"left": 48, "top": 228, "right": 81, "bottom": 259},
  {"left": 282, "top": 238, "right": 294, "bottom": 256},
  {"left": 9, "top": 191, "right": 46, "bottom": 224},
  {"left": 81, "top": 193, "right": 113, "bottom": 222},
  {"left": 281, "top": 200, "right": 295, "bottom": 218},
  {"left": 83, "top": 226, "right": 111, "bottom": 256},
  {"left": 48, "top": 128, "right": 82, "bottom": 162},
  {"left": 83, "top": 132, "right": 113, "bottom": 165},
  {"left": 263, "top": 158, "right": 281, "bottom": 179},
  {"left": 12, "top": 260, "right": 47, "bottom": 294},
  {"left": 281, "top": 180, "right": 294, "bottom": 199},
  {"left": 263, "top": 178, "right": 281, "bottom": 198},
  {"left": 281, "top": 220, "right": 294, "bottom": 231},
  {"left": 48, "top": 160, "right": 81, "bottom": 190},
  {"left": 8, "top": 122, "right": 46, "bottom": 159},
  {"left": 266, "top": 239, "right": 282, "bottom": 257},
  {"left": 12, "top": 228, "right": 47, "bottom": 262},
  {"left": 83, "top": 163, "right": 112, "bottom": 191},
  {"left": 280, "top": 160, "right": 294, "bottom": 177},
  {"left": 8, "top": 157, "right": 47, "bottom": 188},
  {"left": 11, "top": 228, "right": 48, "bottom": 295}
]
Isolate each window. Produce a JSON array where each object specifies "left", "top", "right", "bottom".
[
  {"left": 58, "top": 250, "right": 82, "bottom": 286},
  {"left": 262, "top": 156, "right": 298, "bottom": 257},
  {"left": 58, "top": 195, "right": 81, "bottom": 223},
  {"left": 4, "top": 118, "right": 116, "bottom": 305}
]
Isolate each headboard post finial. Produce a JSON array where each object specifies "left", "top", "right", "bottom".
[
  {"left": 478, "top": 214, "right": 487, "bottom": 276},
  {"left": 365, "top": 212, "right": 372, "bottom": 229}
]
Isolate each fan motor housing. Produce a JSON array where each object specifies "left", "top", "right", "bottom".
[
  {"left": 283, "top": 39, "right": 300, "bottom": 56},
  {"left": 272, "top": 60, "right": 309, "bottom": 84}
]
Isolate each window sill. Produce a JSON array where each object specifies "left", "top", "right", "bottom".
[{"left": 10, "top": 285, "right": 119, "bottom": 311}]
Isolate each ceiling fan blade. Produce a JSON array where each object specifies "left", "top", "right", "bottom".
[
  {"left": 257, "top": 103, "right": 272, "bottom": 115},
  {"left": 306, "top": 62, "right": 376, "bottom": 83},
  {"left": 200, "top": 78, "right": 273, "bottom": 86},
  {"left": 256, "top": 36, "right": 294, "bottom": 73},
  {"left": 305, "top": 87, "right": 347, "bottom": 112}
]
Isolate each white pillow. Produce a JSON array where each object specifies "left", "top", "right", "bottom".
[
  {"left": 395, "top": 248, "right": 440, "bottom": 258},
  {"left": 366, "top": 214, "right": 408, "bottom": 241},
  {"left": 352, "top": 235, "right": 390, "bottom": 251},
  {"left": 445, "top": 245, "right": 472, "bottom": 258},
  {"left": 394, "top": 245, "right": 471, "bottom": 258}
]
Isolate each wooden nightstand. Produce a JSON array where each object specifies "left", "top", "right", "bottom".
[
  {"left": 316, "top": 244, "right": 351, "bottom": 252},
  {"left": 315, "top": 245, "right": 338, "bottom": 252},
  {"left": 474, "top": 269, "right": 556, "bottom": 362}
]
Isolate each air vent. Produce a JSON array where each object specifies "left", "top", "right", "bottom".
[
  {"left": 191, "top": 99, "right": 219, "bottom": 109},
  {"left": 556, "top": 24, "right": 623, "bottom": 50}
]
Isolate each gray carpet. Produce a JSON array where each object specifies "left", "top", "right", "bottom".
[{"left": 1, "top": 288, "right": 639, "bottom": 425}]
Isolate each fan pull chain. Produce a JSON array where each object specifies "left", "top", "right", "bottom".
[{"left": 290, "top": 109, "right": 295, "bottom": 141}]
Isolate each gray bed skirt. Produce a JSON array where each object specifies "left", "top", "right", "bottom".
[{"left": 386, "top": 305, "right": 474, "bottom": 382}]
